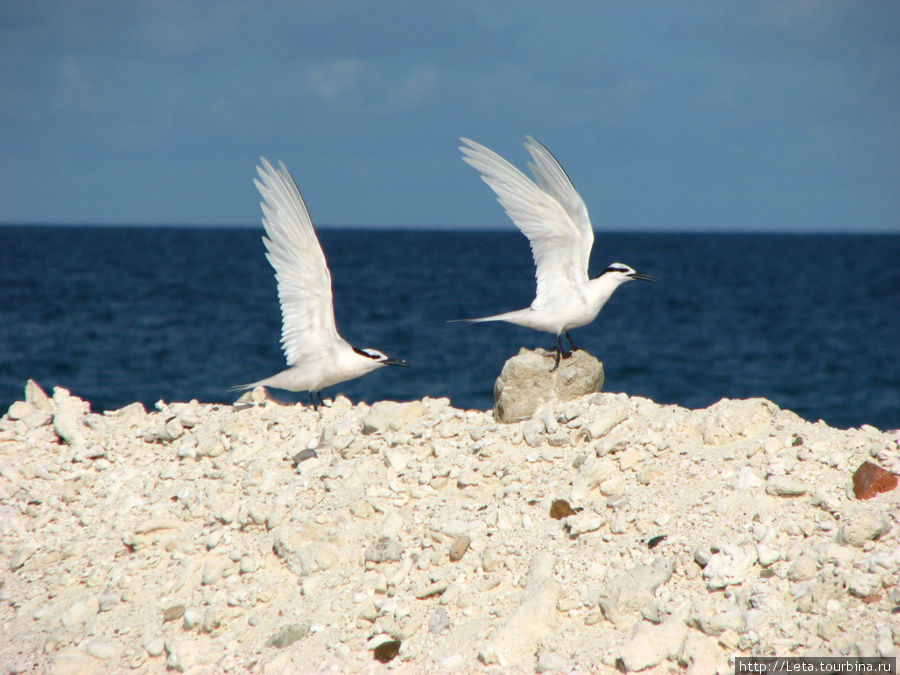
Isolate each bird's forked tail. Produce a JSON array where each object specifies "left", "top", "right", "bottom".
[{"left": 448, "top": 308, "right": 531, "bottom": 325}]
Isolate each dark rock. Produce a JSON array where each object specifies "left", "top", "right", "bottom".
[
  {"left": 852, "top": 461, "right": 898, "bottom": 500},
  {"left": 291, "top": 449, "right": 318, "bottom": 467},
  {"left": 373, "top": 640, "right": 401, "bottom": 663},
  {"left": 549, "top": 499, "right": 576, "bottom": 520}
]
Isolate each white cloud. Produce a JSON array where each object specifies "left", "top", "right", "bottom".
[
  {"left": 303, "top": 58, "right": 367, "bottom": 103},
  {"left": 395, "top": 66, "right": 439, "bottom": 107}
]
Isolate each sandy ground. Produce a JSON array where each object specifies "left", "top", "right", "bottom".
[{"left": 1, "top": 374, "right": 898, "bottom": 673}]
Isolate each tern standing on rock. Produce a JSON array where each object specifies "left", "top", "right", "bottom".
[
  {"left": 234, "top": 158, "right": 407, "bottom": 408},
  {"left": 458, "top": 136, "right": 657, "bottom": 370}
]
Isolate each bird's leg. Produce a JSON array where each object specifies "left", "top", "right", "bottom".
[
  {"left": 557, "top": 335, "right": 572, "bottom": 359},
  {"left": 316, "top": 392, "right": 330, "bottom": 409},
  {"left": 550, "top": 335, "right": 567, "bottom": 372},
  {"left": 542, "top": 345, "right": 560, "bottom": 369},
  {"left": 308, "top": 392, "right": 319, "bottom": 411},
  {"left": 565, "top": 331, "right": 580, "bottom": 352}
]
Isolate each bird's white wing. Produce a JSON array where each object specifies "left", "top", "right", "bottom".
[
  {"left": 460, "top": 138, "right": 591, "bottom": 308},
  {"left": 254, "top": 158, "right": 346, "bottom": 366},
  {"left": 523, "top": 136, "right": 593, "bottom": 282}
]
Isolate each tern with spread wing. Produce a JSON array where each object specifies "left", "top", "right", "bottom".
[
  {"left": 234, "top": 158, "right": 406, "bottom": 407},
  {"left": 458, "top": 136, "right": 657, "bottom": 369}
]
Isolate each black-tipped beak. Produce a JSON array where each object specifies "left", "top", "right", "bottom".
[
  {"left": 384, "top": 357, "right": 408, "bottom": 367},
  {"left": 629, "top": 271, "right": 658, "bottom": 283}
]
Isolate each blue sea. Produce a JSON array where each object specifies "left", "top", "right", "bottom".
[{"left": 1, "top": 226, "right": 897, "bottom": 431}]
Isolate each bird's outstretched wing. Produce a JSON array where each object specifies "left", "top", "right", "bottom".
[
  {"left": 459, "top": 137, "right": 594, "bottom": 308},
  {"left": 254, "top": 158, "right": 346, "bottom": 366},
  {"left": 522, "top": 136, "right": 593, "bottom": 284}
]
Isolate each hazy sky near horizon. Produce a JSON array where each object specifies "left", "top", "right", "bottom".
[{"left": 1, "top": 2, "right": 898, "bottom": 232}]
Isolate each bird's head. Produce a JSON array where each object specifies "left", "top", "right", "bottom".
[
  {"left": 594, "top": 263, "right": 658, "bottom": 285},
  {"left": 354, "top": 347, "right": 408, "bottom": 368}
]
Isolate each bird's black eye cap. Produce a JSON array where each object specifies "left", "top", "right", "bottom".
[
  {"left": 353, "top": 346, "right": 380, "bottom": 359},
  {"left": 594, "top": 265, "right": 630, "bottom": 278},
  {"left": 593, "top": 266, "right": 657, "bottom": 282},
  {"left": 353, "top": 346, "right": 408, "bottom": 366}
]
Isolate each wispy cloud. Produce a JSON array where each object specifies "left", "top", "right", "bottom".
[{"left": 304, "top": 59, "right": 367, "bottom": 103}]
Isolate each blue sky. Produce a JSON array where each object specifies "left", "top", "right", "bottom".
[{"left": 1, "top": 1, "right": 898, "bottom": 231}]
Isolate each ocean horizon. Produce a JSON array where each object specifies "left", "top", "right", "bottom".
[{"left": 1, "top": 225, "right": 897, "bottom": 431}]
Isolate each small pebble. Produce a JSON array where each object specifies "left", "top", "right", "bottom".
[
  {"left": 852, "top": 461, "right": 898, "bottom": 500},
  {"left": 429, "top": 607, "right": 450, "bottom": 634},
  {"left": 98, "top": 590, "right": 121, "bottom": 612},
  {"left": 163, "top": 605, "right": 185, "bottom": 623},
  {"left": 481, "top": 547, "right": 502, "bottom": 572},
  {"left": 266, "top": 622, "right": 310, "bottom": 648},
  {"left": 373, "top": 639, "right": 401, "bottom": 663},
  {"left": 787, "top": 555, "right": 819, "bottom": 582},
  {"left": 449, "top": 535, "right": 471, "bottom": 561},
  {"left": 143, "top": 637, "right": 166, "bottom": 657},
  {"left": 85, "top": 639, "right": 121, "bottom": 661},
  {"left": 549, "top": 499, "right": 576, "bottom": 519},
  {"left": 292, "top": 449, "right": 318, "bottom": 466},
  {"left": 365, "top": 539, "right": 403, "bottom": 563},
  {"left": 838, "top": 510, "right": 890, "bottom": 547},
  {"left": 415, "top": 580, "right": 449, "bottom": 599},
  {"left": 456, "top": 469, "right": 478, "bottom": 488},
  {"left": 201, "top": 557, "right": 227, "bottom": 585},
  {"left": 766, "top": 475, "right": 807, "bottom": 497},
  {"left": 183, "top": 609, "right": 201, "bottom": 630}
]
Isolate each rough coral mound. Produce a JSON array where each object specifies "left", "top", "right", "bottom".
[
  {"left": 0, "top": 376, "right": 898, "bottom": 673},
  {"left": 493, "top": 347, "right": 604, "bottom": 423}
]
